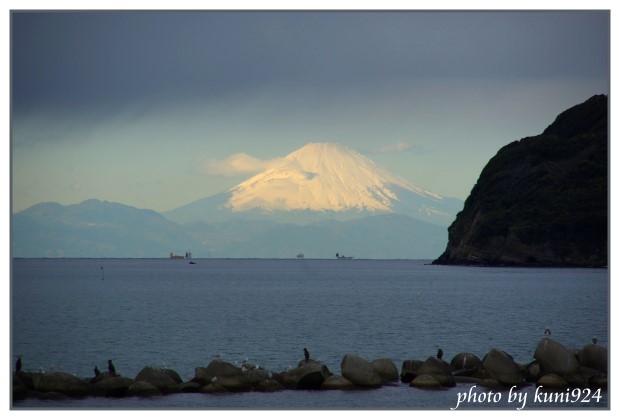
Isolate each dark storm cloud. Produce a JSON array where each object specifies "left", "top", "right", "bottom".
[{"left": 12, "top": 10, "right": 609, "bottom": 117}]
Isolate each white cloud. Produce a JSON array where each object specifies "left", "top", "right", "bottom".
[
  {"left": 201, "top": 153, "right": 285, "bottom": 177},
  {"left": 371, "top": 141, "right": 413, "bottom": 154}
]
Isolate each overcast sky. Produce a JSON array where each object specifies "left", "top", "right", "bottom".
[{"left": 11, "top": 10, "right": 610, "bottom": 212}]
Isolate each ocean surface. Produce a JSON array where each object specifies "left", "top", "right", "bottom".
[{"left": 11, "top": 258, "right": 609, "bottom": 410}]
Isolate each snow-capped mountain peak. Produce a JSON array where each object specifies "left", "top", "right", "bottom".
[{"left": 225, "top": 142, "right": 442, "bottom": 213}]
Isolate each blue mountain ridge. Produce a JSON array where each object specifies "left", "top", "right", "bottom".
[{"left": 12, "top": 199, "right": 449, "bottom": 259}]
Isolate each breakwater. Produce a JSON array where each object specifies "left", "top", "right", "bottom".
[{"left": 12, "top": 337, "right": 607, "bottom": 403}]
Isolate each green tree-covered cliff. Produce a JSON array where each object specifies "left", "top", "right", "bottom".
[{"left": 433, "top": 95, "right": 608, "bottom": 267}]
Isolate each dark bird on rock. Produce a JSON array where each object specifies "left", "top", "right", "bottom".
[
  {"left": 94, "top": 366, "right": 101, "bottom": 376},
  {"left": 304, "top": 348, "right": 310, "bottom": 362},
  {"left": 16, "top": 357, "right": 22, "bottom": 372},
  {"left": 544, "top": 328, "right": 551, "bottom": 336},
  {"left": 436, "top": 348, "right": 443, "bottom": 360},
  {"left": 108, "top": 359, "right": 116, "bottom": 375},
  {"left": 592, "top": 337, "right": 598, "bottom": 345}
]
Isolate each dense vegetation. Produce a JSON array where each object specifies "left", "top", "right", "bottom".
[{"left": 434, "top": 95, "right": 608, "bottom": 267}]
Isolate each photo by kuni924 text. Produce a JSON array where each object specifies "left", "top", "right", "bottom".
[{"left": 10, "top": 9, "right": 609, "bottom": 410}]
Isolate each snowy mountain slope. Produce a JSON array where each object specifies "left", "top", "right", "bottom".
[
  {"left": 12, "top": 144, "right": 461, "bottom": 257},
  {"left": 164, "top": 143, "right": 462, "bottom": 226},
  {"left": 226, "top": 143, "right": 441, "bottom": 213}
]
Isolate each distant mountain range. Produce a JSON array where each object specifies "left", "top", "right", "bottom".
[
  {"left": 182, "top": 214, "right": 447, "bottom": 259},
  {"left": 12, "top": 199, "right": 199, "bottom": 258},
  {"left": 12, "top": 199, "right": 447, "bottom": 259},
  {"left": 15, "top": 95, "right": 606, "bottom": 263},
  {"left": 12, "top": 143, "right": 460, "bottom": 258},
  {"left": 163, "top": 142, "right": 462, "bottom": 226}
]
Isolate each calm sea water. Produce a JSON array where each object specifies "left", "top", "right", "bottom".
[{"left": 11, "top": 258, "right": 609, "bottom": 409}]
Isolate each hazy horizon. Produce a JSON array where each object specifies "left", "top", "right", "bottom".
[{"left": 11, "top": 11, "right": 610, "bottom": 214}]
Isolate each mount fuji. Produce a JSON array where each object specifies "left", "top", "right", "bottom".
[
  {"left": 164, "top": 143, "right": 463, "bottom": 227},
  {"left": 12, "top": 143, "right": 463, "bottom": 258}
]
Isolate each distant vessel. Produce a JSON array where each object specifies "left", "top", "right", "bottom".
[
  {"left": 297, "top": 252, "right": 304, "bottom": 259},
  {"left": 170, "top": 251, "right": 192, "bottom": 259},
  {"left": 336, "top": 253, "right": 353, "bottom": 260}
]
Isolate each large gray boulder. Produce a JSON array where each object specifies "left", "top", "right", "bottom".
[
  {"left": 480, "top": 348, "right": 525, "bottom": 386},
  {"left": 371, "top": 358, "right": 399, "bottom": 383},
  {"left": 241, "top": 366, "right": 273, "bottom": 387},
  {"left": 279, "top": 361, "right": 329, "bottom": 389},
  {"left": 400, "top": 359, "right": 424, "bottom": 383},
  {"left": 90, "top": 371, "right": 118, "bottom": 384},
  {"left": 523, "top": 361, "right": 543, "bottom": 382},
  {"left": 31, "top": 372, "right": 90, "bottom": 396},
  {"left": 537, "top": 373, "right": 569, "bottom": 389},
  {"left": 410, "top": 374, "right": 443, "bottom": 389},
  {"left": 341, "top": 354, "right": 382, "bottom": 388},
  {"left": 320, "top": 374, "right": 355, "bottom": 390},
  {"left": 254, "top": 378, "right": 285, "bottom": 392},
  {"left": 193, "top": 359, "right": 242, "bottom": 384},
  {"left": 564, "top": 370, "right": 595, "bottom": 388},
  {"left": 134, "top": 366, "right": 181, "bottom": 393},
  {"left": 297, "top": 370, "right": 327, "bottom": 390},
  {"left": 178, "top": 380, "right": 203, "bottom": 393},
  {"left": 126, "top": 380, "right": 163, "bottom": 397},
  {"left": 200, "top": 363, "right": 275, "bottom": 392},
  {"left": 214, "top": 374, "right": 253, "bottom": 392},
  {"left": 91, "top": 376, "right": 134, "bottom": 397},
  {"left": 200, "top": 382, "right": 230, "bottom": 394},
  {"left": 578, "top": 343, "right": 607, "bottom": 373},
  {"left": 416, "top": 357, "right": 455, "bottom": 387},
  {"left": 193, "top": 362, "right": 261, "bottom": 393},
  {"left": 534, "top": 338, "right": 580, "bottom": 376},
  {"left": 298, "top": 358, "right": 321, "bottom": 368},
  {"left": 162, "top": 368, "right": 183, "bottom": 384},
  {"left": 450, "top": 352, "right": 482, "bottom": 376}
]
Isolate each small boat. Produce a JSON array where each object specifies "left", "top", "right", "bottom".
[
  {"left": 297, "top": 252, "right": 304, "bottom": 259},
  {"left": 189, "top": 261, "right": 197, "bottom": 265},
  {"left": 170, "top": 250, "right": 193, "bottom": 259},
  {"left": 336, "top": 253, "right": 354, "bottom": 260}
]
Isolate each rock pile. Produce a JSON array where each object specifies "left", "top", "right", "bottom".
[
  {"left": 401, "top": 338, "right": 607, "bottom": 391},
  {"left": 12, "top": 338, "right": 607, "bottom": 402}
]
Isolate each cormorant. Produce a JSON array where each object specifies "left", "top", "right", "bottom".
[
  {"left": 544, "top": 328, "right": 551, "bottom": 336},
  {"left": 592, "top": 337, "right": 598, "bottom": 345},
  {"left": 94, "top": 366, "right": 101, "bottom": 376},
  {"left": 304, "top": 347, "right": 310, "bottom": 362},
  {"left": 436, "top": 348, "right": 443, "bottom": 360},
  {"left": 108, "top": 359, "right": 116, "bottom": 375},
  {"left": 16, "top": 357, "right": 22, "bottom": 372}
]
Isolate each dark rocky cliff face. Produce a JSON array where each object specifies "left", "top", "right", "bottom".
[{"left": 433, "top": 95, "right": 608, "bottom": 267}]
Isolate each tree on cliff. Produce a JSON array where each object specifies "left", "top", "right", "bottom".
[{"left": 433, "top": 94, "right": 607, "bottom": 267}]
